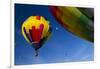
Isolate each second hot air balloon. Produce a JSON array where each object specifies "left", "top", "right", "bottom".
[{"left": 50, "top": 6, "right": 94, "bottom": 42}]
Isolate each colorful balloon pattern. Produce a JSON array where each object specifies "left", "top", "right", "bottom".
[
  {"left": 50, "top": 6, "right": 94, "bottom": 42},
  {"left": 22, "top": 16, "right": 52, "bottom": 56}
]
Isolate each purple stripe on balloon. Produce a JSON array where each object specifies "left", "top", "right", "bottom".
[
  {"left": 29, "top": 29, "right": 34, "bottom": 42},
  {"left": 23, "top": 27, "right": 33, "bottom": 42}
]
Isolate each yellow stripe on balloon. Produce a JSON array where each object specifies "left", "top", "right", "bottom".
[
  {"left": 22, "top": 24, "right": 30, "bottom": 43},
  {"left": 57, "top": 7, "right": 79, "bottom": 22},
  {"left": 63, "top": 7, "right": 82, "bottom": 17}
]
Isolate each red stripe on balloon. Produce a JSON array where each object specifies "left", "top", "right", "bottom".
[
  {"left": 29, "top": 24, "right": 44, "bottom": 43},
  {"left": 50, "top": 6, "right": 68, "bottom": 28},
  {"left": 38, "top": 24, "right": 44, "bottom": 41},
  {"left": 36, "top": 16, "right": 41, "bottom": 20}
]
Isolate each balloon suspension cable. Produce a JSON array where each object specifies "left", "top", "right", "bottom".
[{"left": 35, "top": 50, "right": 38, "bottom": 56}]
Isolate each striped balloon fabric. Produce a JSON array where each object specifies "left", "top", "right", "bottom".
[{"left": 50, "top": 6, "right": 94, "bottom": 42}]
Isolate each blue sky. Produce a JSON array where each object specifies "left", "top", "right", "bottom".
[{"left": 15, "top": 4, "right": 94, "bottom": 65}]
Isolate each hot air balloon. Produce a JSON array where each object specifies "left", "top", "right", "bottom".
[
  {"left": 50, "top": 6, "right": 94, "bottom": 42},
  {"left": 22, "top": 16, "right": 52, "bottom": 56}
]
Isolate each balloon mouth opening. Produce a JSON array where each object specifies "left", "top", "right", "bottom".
[
  {"left": 31, "top": 42, "right": 40, "bottom": 50},
  {"left": 32, "top": 41, "right": 38, "bottom": 44}
]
